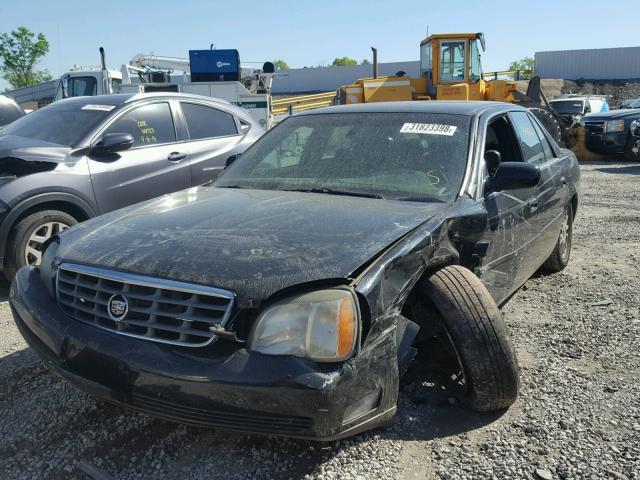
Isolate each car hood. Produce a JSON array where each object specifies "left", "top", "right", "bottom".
[
  {"left": 57, "top": 187, "right": 447, "bottom": 300},
  {"left": 582, "top": 109, "right": 640, "bottom": 121},
  {"left": 0, "top": 135, "right": 70, "bottom": 163}
]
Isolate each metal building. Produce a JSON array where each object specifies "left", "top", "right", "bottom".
[
  {"left": 535, "top": 46, "right": 640, "bottom": 80},
  {"left": 272, "top": 61, "right": 420, "bottom": 94}
]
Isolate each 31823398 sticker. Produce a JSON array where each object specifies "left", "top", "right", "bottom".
[{"left": 400, "top": 123, "right": 457, "bottom": 136}]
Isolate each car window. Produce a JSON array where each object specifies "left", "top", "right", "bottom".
[
  {"left": 181, "top": 103, "right": 237, "bottom": 140},
  {"left": 530, "top": 116, "right": 556, "bottom": 162},
  {"left": 67, "top": 76, "right": 97, "bottom": 97},
  {"left": 509, "top": 112, "right": 545, "bottom": 165},
  {"left": 217, "top": 112, "right": 472, "bottom": 203},
  {"left": 484, "top": 116, "right": 522, "bottom": 174},
  {"left": 105, "top": 102, "right": 176, "bottom": 147}
]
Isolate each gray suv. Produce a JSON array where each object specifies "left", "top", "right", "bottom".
[{"left": 0, "top": 93, "right": 264, "bottom": 279}]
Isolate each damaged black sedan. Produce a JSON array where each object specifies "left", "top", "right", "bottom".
[{"left": 10, "top": 101, "right": 580, "bottom": 440}]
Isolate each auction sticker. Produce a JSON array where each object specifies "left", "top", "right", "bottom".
[
  {"left": 81, "top": 104, "right": 116, "bottom": 112},
  {"left": 400, "top": 123, "right": 457, "bottom": 136}
]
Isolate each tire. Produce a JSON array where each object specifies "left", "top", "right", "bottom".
[
  {"left": 529, "top": 106, "right": 562, "bottom": 144},
  {"left": 418, "top": 265, "right": 519, "bottom": 411},
  {"left": 624, "top": 136, "right": 640, "bottom": 162},
  {"left": 4, "top": 210, "right": 77, "bottom": 281},
  {"left": 543, "top": 204, "right": 573, "bottom": 273}
]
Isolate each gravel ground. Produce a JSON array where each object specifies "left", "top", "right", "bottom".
[{"left": 0, "top": 161, "right": 638, "bottom": 480}]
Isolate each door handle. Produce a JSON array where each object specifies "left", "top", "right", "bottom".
[{"left": 167, "top": 152, "right": 187, "bottom": 162}]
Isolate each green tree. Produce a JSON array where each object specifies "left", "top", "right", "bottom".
[
  {"left": 332, "top": 57, "right": 358, "bottom": 67},
  {"left": 361, "top": 59, "right": 371, "bottom": 65},
  {"left": 273, "top": 59, "right": 289, "bottom": 71},
  {"left": 0, "top": 27, "right": 51, "bottom": 88},
  {"left": 508, "top": 56, "right": 534, "bottom": 78}
]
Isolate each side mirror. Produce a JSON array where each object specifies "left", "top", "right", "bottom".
[
  {"left": 484, "top": 149, "right": 501, "bottom": 175},
  {"left": 486, "top": 162, "right": 540, "bottom": 192},
  {"left": 93, "top": 133, "right": 134, "bottom": 155}
]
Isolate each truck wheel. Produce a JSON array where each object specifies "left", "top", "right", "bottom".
[
  {"left": 543, "top": 204, "right": 573, "bottom": 272},
  {"left": 624, "top": 137, "right": 640, "bottom": 161},
  {"left": 4, "top": 210, "right": 77, "bottom": 281},
  {"left": 529, "top": 107, "right": 562, "bottom": 144},
  {"left": 417, "top": 265, "right": 519, "bottom": 411}
]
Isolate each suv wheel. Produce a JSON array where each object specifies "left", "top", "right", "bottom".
[{"left": 4, "top": 210, "right": 77, "bottom": 281}]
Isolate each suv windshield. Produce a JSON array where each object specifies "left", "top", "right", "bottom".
[
  {"left": 550, "top": 100, "right": 584, "bottom": 114},
  {"left": 0, "top": 103, "right": 112, "bottom": 147},
  {"left": 216, "top": 112, "right": 472, "bottom": 202}
]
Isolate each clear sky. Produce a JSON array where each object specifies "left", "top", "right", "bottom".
[{"left": 0, "top": 0, "right": 636, "bottom": 90}]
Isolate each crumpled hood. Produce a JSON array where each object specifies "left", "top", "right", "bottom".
[
  {"left": 0, "top": 135, "right": 70, "bottom": 162},
  {"left": 583, "top": 109, "right": 640, "bottom": 122},
  {"left": 57, "top": 187, "right": 446, "bottom": 300}
]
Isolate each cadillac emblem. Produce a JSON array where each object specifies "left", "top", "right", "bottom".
[{"left": 107, "top": 294, "right": 129, "bottom": 321}]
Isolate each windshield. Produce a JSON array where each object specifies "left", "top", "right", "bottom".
[
  {"left": 0, "top": 103, "right": 111, "bottom": 147},
  {"left": 216, "top": 112, "right": 472, "bottom": 203},
  {"left": 550, "top": 100, "right": 584, "bottom": 114}
]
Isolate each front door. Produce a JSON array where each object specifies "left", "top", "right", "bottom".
[{"left": 87, "top": 101, "right": 191, "bottom": 213}]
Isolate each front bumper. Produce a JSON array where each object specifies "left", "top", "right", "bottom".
[
  {"left": 9, "top": 267, "right": 398, "bottom": 440},
  {"left": 584, "top": 130, "right": 627, "bottom": 154}
]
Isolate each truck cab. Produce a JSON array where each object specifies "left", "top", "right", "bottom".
[{"left": 53, "top": 68, "right": 123, "bottom": 101}]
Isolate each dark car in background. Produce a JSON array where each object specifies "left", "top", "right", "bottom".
[
  {"left": 10, "top": 101, "right": 580, "bottom": 440},
  {"left": 581, "top": 108, "right": 640, "bottom": 160},
  {"left": 0, "top": 95, "right": 25, "bottom": 128},
  {"left": 0, "top": 92, "right": 263, "bottom": 279}
]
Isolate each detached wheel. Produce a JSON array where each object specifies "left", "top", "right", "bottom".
[
  {"left": 529, "top": 106, "right": 562, "bottom": 144},
  {"left": 417, "top": 265, "right": 519, "bottom": 411},
  {"left": 543, "top": 204, "right": 573, "bottom": 272},
  {"left": 4, "top": 210, "right": 76, "bottom": 281}
]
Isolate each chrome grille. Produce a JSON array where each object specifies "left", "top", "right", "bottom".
[
  {"left": 56, "top": 263, "right": 235, "bottom": 347},
  {"left": 583, "top": 121, "right": 604, "bottom": 134}
]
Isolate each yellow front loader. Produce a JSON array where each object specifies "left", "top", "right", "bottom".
[{"left": 338, "top": 32, "right": 563, "bottom": 143}]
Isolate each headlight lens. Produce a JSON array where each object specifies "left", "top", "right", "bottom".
[
  {"left": 248, "top": 289, "right": 358, "bottom": 362},
  {"left": 605, "top": 119, "right": 625, "bottom": 132}
]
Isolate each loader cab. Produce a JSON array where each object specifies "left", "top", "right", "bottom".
[{"left": 420, "top": 33, "right": 486, "bottom": 100}]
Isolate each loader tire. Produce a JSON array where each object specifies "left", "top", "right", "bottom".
[
  {"left": 529, "top": 106, "right": 562, "bottom": 144},
  {"left": 418, "top": 265, "right": 520, "bottom": 412}
]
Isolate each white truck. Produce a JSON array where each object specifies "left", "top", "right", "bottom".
[{"left": 52, "top": 48, "right": 275, "bottom": 128}]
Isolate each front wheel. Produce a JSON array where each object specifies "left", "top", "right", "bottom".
[
  {"left": 416, "top": 265, "right": 520, "bottom": 412},
  {"left": 4, "top": 210, "right": 77, "bottom": 281}
]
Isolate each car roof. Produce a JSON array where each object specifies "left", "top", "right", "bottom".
[
  {"left": 51, "top": 92, "right": 233, "bottom": 108},
  {"left": 302, "top": 101, "right": 527, "bottom": 117}
]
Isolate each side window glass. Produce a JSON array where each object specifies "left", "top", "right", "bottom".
[
  {"left": 68, "top": 77, "right": 97, "bottom": 97},
  {"left": 106, "top": 102, "right": 176, "bottom": 147},
  {"left": 182, "top": 103, "right": 238, "bottom": 140},
  {"left": 530, "top": 116, "right": 556, "bottom": 161},
  {"left": 509, "top": 112, "right": 545, "bottom": 165}
]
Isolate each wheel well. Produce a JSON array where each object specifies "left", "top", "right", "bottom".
[{"left": 401, "top": 262, "right": 455, "bottom": 326}]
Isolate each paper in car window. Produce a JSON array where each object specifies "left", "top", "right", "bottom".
[
  {"left": 400, "top": 123, "right": 457, "bottom": 136},
  {"left": 81, "top": 104, "right": 115, "bottom": 112}
]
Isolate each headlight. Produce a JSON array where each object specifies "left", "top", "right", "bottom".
[
  {"left": 605, "top": 119, "right": 625, "bottom": 132},
  {"left": 248, "top": 289, "right": 358, "bottom": 362},
  {"left": 39, "top": 239, "right": 60, "bottom": 296}
]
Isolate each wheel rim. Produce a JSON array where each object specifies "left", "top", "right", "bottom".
[
  {"left": 558, "top": 211, "right": 570, "bottom": 261},
  {"left": 24, "top": 222, "right": 69, "bottom": 266}
]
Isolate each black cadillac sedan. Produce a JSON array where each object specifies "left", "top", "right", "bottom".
[{"left": 10, "top": 101, "right": 580, "bottom": 441}]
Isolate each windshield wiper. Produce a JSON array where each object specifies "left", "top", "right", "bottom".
[
  {"left": 284, "top": 187, "right": 384, "bottom": 199},
  {"left": 395, "top": 195, "right": 446, "bottom": 203}
]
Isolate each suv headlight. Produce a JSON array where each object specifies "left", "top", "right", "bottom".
[
  {"left": 248, "top": 289, "right": 358, "bottom": 362},
  {"left": 605, "top": 119, "right": 625, "bottom": 132}
]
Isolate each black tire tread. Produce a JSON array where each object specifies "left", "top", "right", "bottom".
[
  {"left": 542, "top": 204, "right": 573, "bottom": 273},
  {"left": 529, "top": 106, "right": 562, "bottom": 143},
  {"left": 422, "top": 265, "right": 519, "bottom": 411}
]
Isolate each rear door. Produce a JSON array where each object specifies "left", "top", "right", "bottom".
[
  {"left": 87, "top": 101, "right": 191, "bottom": 213},
  {"left": 508, "top": 110, "right": 563, "bottom": 278},
  {"left": 179, "top": 102, "right": 244, "bottom": 185}
]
